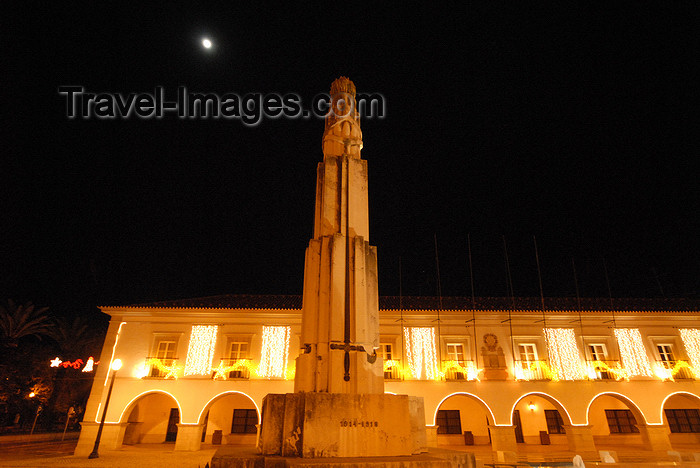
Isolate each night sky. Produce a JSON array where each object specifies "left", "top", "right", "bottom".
[{"left": 2, "top": 3, "right": 699, "bottom": 319}]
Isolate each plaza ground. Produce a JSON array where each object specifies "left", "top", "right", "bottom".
[{"left": 1, "top": 439, "right": 700, "bottom": 467}]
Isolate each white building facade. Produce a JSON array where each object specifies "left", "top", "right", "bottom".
[{"left": 75, "top": 294, "right": 700, "bottom": 459}]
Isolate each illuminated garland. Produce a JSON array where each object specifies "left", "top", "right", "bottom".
[
  {"left": 586, "top": 360, "right": 631, "bottom": 381},
  {"left": 544, "top": 328, "right": 586, "bottom": 381},
  {"left": 147, "top": 358, "right": 182, "bottom": 379},
  {"left": 442, "top": 360, "right": 481, "bottom": 381},
  {"left": 257, "top": 325, "right": 291, "bottom": 378},
  {"left": 680, "top": 329, "right": 700, "bottom": 378},
  {"left": 183, "top": 325, "right": 218, "bottom": 376},
  {"left": 653, "top": 360, "right": 696, "bottom": 381},
  {"left": 383, "top": 359, "right": 403, "bottom": 379},
  {"left": 614, "top": 328, "right": 652, "bottom": 377},
  {"left": 212, "top": 359, "right": 255, "bottom": 380},
  {"left": 403, "top": 327, "right": 438, "bottom": 380},
  {"left": 211, "top": 358, "right": 297, "bottom": 381},
  {"left": 514, "top": 360, "right": 556, "bottom": 381},
  {"left": 49, "top": 356, "right": 99, "bottom": 372}
]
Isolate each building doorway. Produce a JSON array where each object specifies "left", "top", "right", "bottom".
[
  {"left": 513, "top": 410, "right": 524, "bottom": 443},
  {"left": 165, "top": 408, "right": 179, "bottom": 442}
]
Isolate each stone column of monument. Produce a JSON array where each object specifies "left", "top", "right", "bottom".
[
  {"left": 255, "top": 78, "right": 427, "bottom": 459},
  {"left": 293, "top": 76, "right": 383, "bottom": 394}
]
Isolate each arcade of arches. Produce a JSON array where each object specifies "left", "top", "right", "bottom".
[{"left": 434, "top": 391, "right": 700, "bottom": 457}]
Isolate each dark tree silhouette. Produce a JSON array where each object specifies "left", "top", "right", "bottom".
[{"left": 0, "top": 300, "right": 52, "bottom": 348}]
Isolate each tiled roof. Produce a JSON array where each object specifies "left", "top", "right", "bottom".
[
  {"left": 119, "top": 294, "right": 700, "bottom": 312},
  {"left": 380, "top": 296, "right": 700, "bottom": 311},
  {"left": 123, "top": 294, "right": 303, "bottom": 309}
]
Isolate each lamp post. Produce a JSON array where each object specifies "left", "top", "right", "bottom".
[
  {"left": 28, "top": 392, "right": 42, "bottom": 437},
  {"left": 88, "top": 359, "right": 122, "bottom": 459},
  {"left": 62, "top": 406, "right": 76, "bottom": 441}
]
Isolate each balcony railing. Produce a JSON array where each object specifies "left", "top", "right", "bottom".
[
  {"left": 513, "top": 360, "right": 551, "bottom": 381},
  {"left": 218, "top": 358, "right": 251, "bottom": 379},
  {"left": 656, "top": 360, "right": 696, "bottom": 380},
  {"left": 383, "top": 359, "right": 402, "bottom": 380},
  {"left": 586, "top": 360, "right": 619, "bottom": 380},
  {"left": 146, "top": 356, "right": 178, "bottom": 378},
  {"left": 442, "top": 360, "right": 478, "bottom": 381}
]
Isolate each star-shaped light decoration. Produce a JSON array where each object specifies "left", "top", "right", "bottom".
[
  {"left": 50, "top": 357, "right": 62, "bottom": 367},
  {"left": 212, "top": 361, "right": 231, "bottom": 380},
  {"left": 163, "top": 361, "right": 181, "bottom": 380}
]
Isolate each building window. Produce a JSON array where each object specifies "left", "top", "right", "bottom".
[
  {"left": 446, "top": 343, "right": 465, "bottom": 362},
  {"left": 515, "top": 343, "right": 545, "bottom": 380},
  {"left": 665, "top": 409, "right": 700, "bottom": 433},
  {"left": 657, "top": 344, "right": 675, "bottom": 362},
  {"left": 149, "top": 340, "right": 177, "bottom": 377},
  {"left": 227, "top": 341, "right": 250, "bottom": 378},
  {"left": 588, "top": 344, "right": 607, "bottom": 361},
  {"left": 436, "top": 410, "right": 461, "bottom": 434},
  {"left": 588, "top": 343, "right": 611, "bottom": 379},
  {"left": 379, "top": 343, "right": 393, "bottom": 360},
  {"left": 518, "top": 343, "right": 538, "bottom": 363},
  {"left": 379, "top": 343, "right": 398, "bottom": 379},
  {"left": 231, "top": 409, "right": 258, "bottom": 434},
  {"left": 545, "top": 409, "right": 566, "bottom": 434},
  {"left": 605, "top": 409, "right": 639, "bottom": 433},
  {"left": 445, "top": 343, "right": 466, "bottom": 380}
]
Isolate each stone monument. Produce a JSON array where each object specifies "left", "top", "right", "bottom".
[
  {"left": 258, "top": 78, "right": 427, "bottom": 459},
  {"left": 213, "top": 78, "right": 472, "bottom": 467}
]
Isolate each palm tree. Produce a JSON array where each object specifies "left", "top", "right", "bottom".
[
  {"left": 49, "top": 315, "right": 106, "bottom": 358},
  {"left": 0, "top": 299, "right": 52, "bottom": 348}
]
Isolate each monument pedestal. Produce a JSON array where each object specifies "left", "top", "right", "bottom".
[
  {"left": 211, "top": 446, "right": 475, "bottom": 468},
  {"left": 258, "top": 393, "right": 427, "bottom": 458}
]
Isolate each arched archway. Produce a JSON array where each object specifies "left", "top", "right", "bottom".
[
  {"left": 197, "top": 391, "right": 259, "bottom": 445},
  {"left": 661, "top": 392, "right": 700, "bottom": 449},
  {"left": 586, "top": 392, "right": 647, "bottom": 452},
  {"left": 434, "top": 393, "right": 495, "bottom": 447},
  {"left": 121, "top": 391, "right": 182, "bottom": 445},
  {"left": 510, "top": 392, "right": 573, "bottom": 446}
]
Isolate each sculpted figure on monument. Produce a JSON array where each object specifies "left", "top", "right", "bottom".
[{"left": 322, "top": 76, "right": 363, "bottom": 158}]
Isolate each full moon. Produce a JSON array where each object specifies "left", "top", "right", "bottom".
[{"left": 202, "top": 38, "right": 212, "bottom": 49}]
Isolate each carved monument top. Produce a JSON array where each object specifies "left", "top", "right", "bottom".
[
  {"left": 330, "top": 76, "right": 356, "bottom": 96},
  {"left": 323, "top": 77, "right": 363, "bottom": 158}
]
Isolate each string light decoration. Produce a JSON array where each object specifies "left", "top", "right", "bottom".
[
  {"left": 183, "top": 325, "right": 219, "bottom": 376},
  {"left": 212, "top": 359, "right": 255, "bottom": 380},
  {"left": 586, "top": 360, "right": 631, "bottom": 381},
  {"left": 544, "top": 328, "right": 585, "bottom": 380},
  {"left": 285, "top": 366, "right": 296, "bottom": 380},
  {"left": 653, "top": 363, "right": 674, "bottom": 381},
  {"left": 147, "top": 358, "right": 182, "bottom": 379},
  {"left": 614, "top": 328, "right": 652, "bottom": 377},
  {"left": 81, "top": 357, "right": 96, "bottom": 373},
  {"left": 514, "top": 360, "right": 556, "bottom": 381},
  {"left": 383, "top": 359, "right": 402, "bottom": 379},
  {"left": 680, "top": 329, "right": 700, "bottom": 378},
  {"left": 403, "top": 327, "right": 439, "bottom": 380},
  {"left": 49, "top": 356, "right": 99, "bottom": 371},
  {"left": 257, "top": 325, "right": 291, "bottom": 379},
  {"left": 442, "top": 360, "right": 482, "bottom": 381}
]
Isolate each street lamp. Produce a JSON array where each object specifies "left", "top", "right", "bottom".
[
  {"left": 28, "top": 392, "right": 42, "bottom": 437},
  {"left": 88, "top": 359, "right": 122, "bottom": 459}
]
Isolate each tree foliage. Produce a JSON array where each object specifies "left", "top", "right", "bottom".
[{"left": 0, "top": 300, "right": 53, "bottom": 348}]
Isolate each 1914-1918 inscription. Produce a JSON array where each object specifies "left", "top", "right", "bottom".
[{"left": 339, "top": 419, "right": 379, "bottom": 428}]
